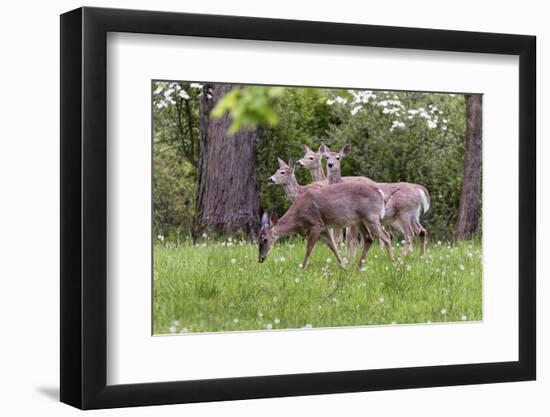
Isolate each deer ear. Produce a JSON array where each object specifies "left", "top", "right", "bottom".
[
  {"left": 340, "top": 144, "right": 351, "bottom": 157},
  {"left": 319, "top": 143, "right": 328, "bottom": 155},
  {"left": 303, "top": 144, "right": 313, "bottom": 154},
  {"left": 270, "top": 212, "right": 279, "bottom": 226},
  {"left": 261, "top": 212, "right": 269, "bottom": 228},
  {"left": 277, "top": 157, "right": 287, "bottom": 168}
]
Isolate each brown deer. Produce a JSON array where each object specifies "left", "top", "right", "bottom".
[
  {"left": 297, "top": 145, "right": 327, "bottom": 183},
  {"left": 267, "top": 158, "right": 323, "bottom": 202},
  {"left": 258, "top": 181, "right": 394, "bottom": 269},
  {"left": 320, "top": 143, "right": 429, "bottom": 257}
]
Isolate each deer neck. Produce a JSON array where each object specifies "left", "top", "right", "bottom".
[
  {"left": 282, "top": 176, "right": 304, "bottom": 202},
  {"left": 272, "top": 213, "right": 300, "bottom": 239},
  {"left": 327, "top": 169, "right": 343, "bottom": 184},
  {"left": 309, "top": 164, "right": 326, "bottom": 182}
]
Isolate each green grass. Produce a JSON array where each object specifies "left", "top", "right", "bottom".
[{"left": 153, "top": 237, "right": 482, "bottom": 334}]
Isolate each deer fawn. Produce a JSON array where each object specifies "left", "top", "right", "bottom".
[
  {"left": 320, "top": 143, "right": 429, "bottom": 257},
  {"left": 258, "top": 182, "right": 394, "bottom": 269}
]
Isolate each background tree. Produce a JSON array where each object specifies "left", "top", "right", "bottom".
[
  {"left": 194, "top": 84, "right": 261, "bottom": 239},
  {"left": 455, "top": 94, "right": 482, "bottom": 240}
]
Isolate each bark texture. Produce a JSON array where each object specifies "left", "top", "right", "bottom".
[
  {"left": 455, "top": 94, "right": 483, "bottom": 240},
  {"left": 194, "top": 84, "right": 260, "bottom": 239}
]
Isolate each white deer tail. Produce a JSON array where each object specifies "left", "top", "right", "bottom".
[{"left": 418, "top": 187, "right": 430, "bottom": 214}]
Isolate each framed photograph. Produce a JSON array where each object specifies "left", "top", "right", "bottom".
[{"left": 60, "top": 6, "right": 536, "bottom": 409}]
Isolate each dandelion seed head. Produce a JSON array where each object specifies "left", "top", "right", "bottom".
[
  {"left": 379, "top": 297, "right": 385, "bottom": 303},
  {"left": 231, "top": 258, "right": 237, "bottom": 264}
]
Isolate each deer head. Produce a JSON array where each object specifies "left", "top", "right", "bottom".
[
  {"left": 268, "top": 158, "right": 295, "bottom": 185},
  {"left": 258, "top": 212, "right": 279, "bottom": 263},
  {"left": 320, "top": 143, "right": 351, "bottom": 176},
  {"left": 297, "top": 145, "right": 323, "bottom": 171}
]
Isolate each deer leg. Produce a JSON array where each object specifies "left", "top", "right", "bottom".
[
  {"left": 321, "top": 231, "right": 344, "bottom": 267},
  {"left": 356, "top": 222, "right": 374, "bottom": 269},
  {"left": 332, "top": 228, "right": 342, "bottom": 246},
  {"left": 368, "top": 221, "right": 394, "bottom": 262},
  {"left": 412, "top": 221, "right": 427, "bottom": 257},
  {"left": 344, "top": 226, "right": 359, "bottom": 261},
  {"left": 396, "top": 215, "right": 414, "bottom": 256},
  {"left": 349, "top": 226, "right": 359, "bottom": 262},
  {"left": 344, "top": 227, "right": 351, "bottom": 259},
  {"left": 302, "top": 227, "right": 321, "bottom": 269}
]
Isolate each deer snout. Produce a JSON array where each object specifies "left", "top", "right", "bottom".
[
  {"left": 267, "top": 177, "right": 275, "bottom": 185},
  {"left": 258, "top": 255, "right": 266, "bottom": 263},
  {"left": 297, "top": 160, "right": 304, "bottom": 167},
  {"left": 328, "top": 163, "right": 334, "bottom": 168}
]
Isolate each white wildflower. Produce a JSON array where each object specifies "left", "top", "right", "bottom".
[
  {"left": 459, "top": 264, "right": 465, "bottom": 271},
  {"left": 440, "top": 309, "right": 447, "bottom": 315},
  {"left": 266, "top": 323, "right": 273, "bottom": 330},
  {"left": 379, "top": 297, "right": 385, "bottom": 303},
  {"left": 231, "top": 258, "right": 237, "bottom": 264},
  {"left": 427, "top": 120, "right": 437, "bottom": 129},
  {"left": 168, "top": 326, "right": 177, "bottom": 333},
  {"left": 461, "top": 315, "right": 468, "bottom": 321},
  {"left": 280, "top": 256, "right": 286, "bottom": 263},
  {"left": 274, "top": 318, "right": 280, "bottom": 324},
  {"left": 157, "top": 234, "right": 165, "bottom": 241}
]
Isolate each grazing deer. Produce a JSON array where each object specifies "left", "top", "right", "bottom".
[
  {"left": 320, "top": 144, "right": 429, "bottom": 257},
  {"left": 258, "top": 182, "right": 394, "bottom": 269}
]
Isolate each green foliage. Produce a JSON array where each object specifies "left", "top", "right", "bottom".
[
  {"left": 211, "top": 86, "right": 285, "bottom": 134},
  {"left": 152, "top": 81, "right": 202, "bottom": 239},
  {"left": 257, "top": 87, "right": 337, "bottom": 215},
  {"left": 153, "top": 239, "right": 482, "bottom": 333}
]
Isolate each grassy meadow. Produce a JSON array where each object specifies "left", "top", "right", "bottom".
[{"left": 153, "top": 237, "right": 482, "bottom": 334}]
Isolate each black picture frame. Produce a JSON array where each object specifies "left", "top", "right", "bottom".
[{"left": 60, "top": 6, "right": 536, "bottom": 410}]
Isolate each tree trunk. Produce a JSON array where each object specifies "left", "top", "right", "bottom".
[
  {"left": 455, "top": 94, "right": 482, "bottom": 240},
  {"left": 194, "top": 84, "right": 260, "bottom": 240}
]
